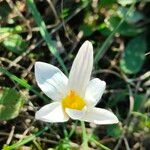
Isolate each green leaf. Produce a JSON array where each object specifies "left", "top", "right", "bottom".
[
  {"left": 144, "top": 98, "right": 150, "bottom": 109},
  {"left": 2, "top": 34, "right": 28, "bottom": 54},
  {"left": 80, "top": 24, "right": 93, "bottom": 37},
  {"left": 89, "top": 136, "right": 111, "bottom": 150},
  {"left": 108, "top": 90, "right": 128, "bottom": 107},
  {"left": 133, "top": 94, "right": 145, "bottom": 111},
  {"left": 132, "top": 112, "right": 150, "bottom": 129},
  {"left": 27, "top": 0, "right": 68, "bottom": 75},
  {"left": 107, "top": 124, "right": 122, "bottom": 138},
  {"left": 0, "top": 67, "right": 48, "bottom": 102},
  {"left": 92, "top": 2, "right": 136, "bottom": 64},
  {"left": 117, "top": 7, "right": 144, "bottom": 23},
  {"left": 56, "top": 139, "right": 70, "bottom": 150},
  {"left": 0, "top": 26, "right": 27, "bottom": 54},
  {"left": 0, "top": 26, "right": 23, "bottom": 34},
  {"left": 120, "top": 36, "right": 147, "bottom": 74},
  {"left": 3, "top": 126, "right": 49, "bottom": 150},
  {"left": 60, "top": 8, "right": 70, "bottom": 19},
  {"left": 0, "top": 1, "right": 11, "bottom": 19},
  {"left": 105, "top": 16, "right": 144, "bottom": 36},
  {"left": 98, "top": 23, "right": 112, "bottom": 37},
  {"left": 99, "top": 0, "right": 116, "bottom": 7},
  {"left": 0, "top": 88, "right": 24, "bottom": 121},
  {"left": 118, "top": 0, "right": 140, "bottom": 6}
]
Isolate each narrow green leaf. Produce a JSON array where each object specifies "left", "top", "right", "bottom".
[
  {"left": 94, "top": 2, "right": 136, "bottom": 64},
  {"left": 56, "top": 139, "right": 70, "bottom": 150},
  {"left": 26, "top": 0, "right": 68, "bottom": 75},
  {"left": 0, "top": 67, "right": 48, "bottom": 102},
  {"left": 117, "top": 7, "right": 144, "bottom": 23},
  {"left": 90, "top": 137, "right": 111, "bottom": 150},
  {"left": 3, "top": 126, "right": 49, "bottom": 150},
  {"left": 105, "top": 16, "right": 144, "bottom": 36}
]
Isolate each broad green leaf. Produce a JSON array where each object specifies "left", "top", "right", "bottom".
[
  {"left": 0, "top": 88, "right": 24, "bottom": 121},
  {"left": 98, "top": 23, "right": 112, "bottom": 37},
  {"left": 0, "top": 26, "right": 23, "bottom": 34},
  {"left": 108, "top": 90, "right": 128, "bottom": 107},
  {"left": 0, "top": 1, "right": 11, "bottom": 19},
  {"left": 0, "top": 26, "right": 27, "bottom": 54},
  {"left": 99, "top": 0, "right": 116, "bottom": 7},
  {"left": 118, "top": 0, "right": 140, "bottom": 6},
  {"left": 80, "top": 24, "right": 93, "bottom": 37},
  {"left": 107, "top": 124, "right": 122, "bottom": 138},
  {"left": 105, "top": 16, "right": 145, "bottom": 36},
  {"left": 133, "top": 94, "right": 145, "bottom": 111},
  {"left": 120, "top": 36, "right": 147, "bottom": 74},
  {"left": 2, "top": 34, "right": 28, "bottom": 54},
  {"left": 117, "top": 7, "right": 144, "bottom": 23}
]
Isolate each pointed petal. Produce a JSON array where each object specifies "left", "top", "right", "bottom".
[
  {"left": 85, "top": 78, "right": 106, "bottom": 107},
  {"left": 68, "top": 41, "right": 93, "bottom": 96},
  {"left": 65, "top": 107, "right": 87, "bottom": 120},
  {"left": 35, "top": 102, "right": 69, "bottom": 122},
  {"left": 81, "top": 108, "right": 119, "bottom": 124},
  {"left": 35, "top": 62, "right": 68, "bottom": 101}
]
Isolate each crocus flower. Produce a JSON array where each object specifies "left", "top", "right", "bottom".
[{"left": 35, "top": 41, "right": 118, "bottom": 124}]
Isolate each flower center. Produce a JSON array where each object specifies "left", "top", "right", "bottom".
[{"left": 62, "top": 91, "right": 86, "bottom": 110}]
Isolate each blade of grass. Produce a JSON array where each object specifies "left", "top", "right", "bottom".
[
  {"left": 26, "top": 0, "right": 68, "bottom": 75},
  {"left": 94, "top": 2, "right": 136, "bottom": 64},
  {"left": 33, "top": 140, "right": 43, "bottom": 150},
  {"left": 90, "top": 137, "right": 111, "bottom": 150},
  {"left": 68, "top": 121, "right": 78, "bottom": 138},
  {"left": 3, "top": 126, "right": 49, "bottom": 150},
  {"left": 0, "top": 67, "right": 48, "bottom": 102}
]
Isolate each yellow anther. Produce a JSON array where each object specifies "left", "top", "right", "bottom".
[{"left": 62, "top": 91, "right": 86, "bottom": 110}]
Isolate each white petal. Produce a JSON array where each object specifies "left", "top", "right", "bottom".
[
  {"left": 65, "top": 107, "right": 87, "bottom": 120},
  {"left": 81, "top": 108, "right": 119, "bottom": 124},
  {"left": 35, "top": 62, "right": 68, "bottom": 101},
  {"left": 35, "top": 102, "right": 69, "bottom": 122},
  {"left": 68, "top": 41, "right": 93, "bottom": 96},
  {"left": 85, "top": 78, "right": 106, "bottom": 107}
]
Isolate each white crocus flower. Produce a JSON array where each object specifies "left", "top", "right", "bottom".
[{"left": 35, "top": 41, "right": 119, "bottom": 124}]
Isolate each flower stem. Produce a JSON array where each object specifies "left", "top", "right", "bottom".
[
  {"left": 68, "top": 121, "right": 78, "bottom": 138},
  {"left": 81, "top": 121, "right": 88, "bottom": 149}
]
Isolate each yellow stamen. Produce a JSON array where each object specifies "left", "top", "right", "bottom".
[{"left": 62, "top": 91, "right": 86, "bottom": 110}]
